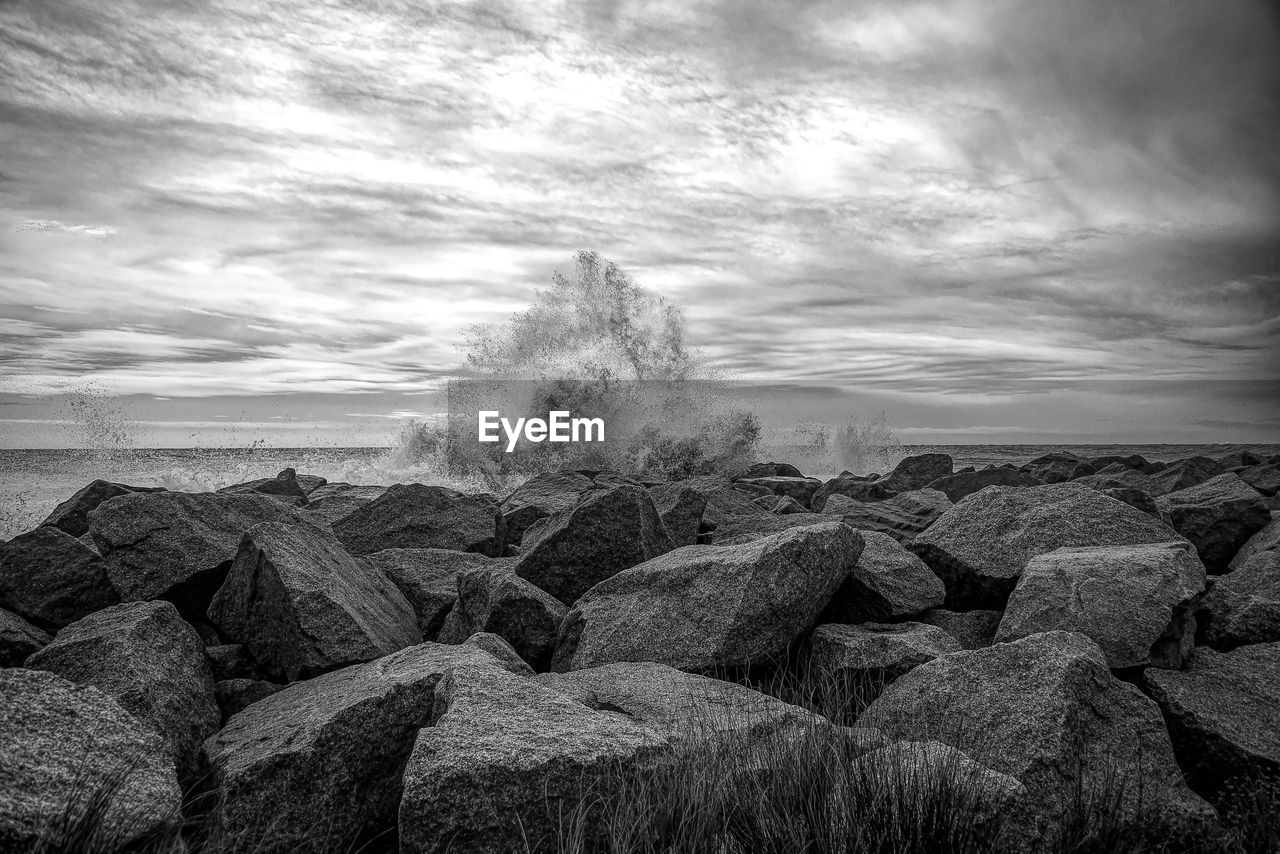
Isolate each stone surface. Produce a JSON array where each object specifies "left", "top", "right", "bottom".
[
  {"left": 0, "top": 669, "right": 181, "bottom": 853},
  {"left": 910, "top": 482, "right": 1182, "bottom": 609},
  {"left": 918, "top": 608, "right": 1002, "bottom": 650},
  {"left": 735, "top": 476, "right": 823, "bottom": 508},
  {"left": 821, "top": 488, "right": 952, "bottom": 544},
  {"left": 1019, "top": 452, "right": 1096, "bottom": 484},
  {"left": 925, "top": 467, "right": 1037, "bottom": 503},
  {"left": 553, "top": 521, "right": 863, "bottom": 673},
  {"left": 499, "top": 470, "right": 595, "bottom": 545},
  {"left": 681, "top": 475, "right": 773, "bottom": 527},
  {"left": 873, "top": 453, "right": 954, "bottom": 496},
  {"left": 705, "top": 512, "right": 831, "bottom": 545},
  {"left": 203, "top": 638, "right": 521, "bottom": 852},
  {"left": 214, "top": 678, "right": 285, "bottom": 721},
  {"left": 0, "top": 525, "right": 118, "bottom": 627},
  {"left": 217, "top": 470, "right": 309, "bottom": 503},
  {"left": 996, "top": 542, "right": 1206, "bottom": 670},
  {"left": 205, "top": 643, "right": 262, "bottom": 681},
  {"left": 738, "top": 462, "right": 805, "bottom": 479},
  {"left": 25, "top": 600, "right": 219, "bottom": 784},
  {"left": 40, "top": 479, "right": 163, "bottom": 538},
  {"left": 1239, "top": 463, "right": 1280, "bottom": 496},
  {"left": 514, "top": 482, "right": 673, "bottom": 604},
  {"left": 811, "top": 473, "right": 890, "bottom": 512},
  {"left": 1229, "top": 512, "right": 1279, "bottom": 569},
  {"left": 208, "top": 521, "right": 422, "bottom": 681},
  {"left": 1149, "top": 457, "right": 1228, "bottom": 496},
  {"left": 438, "top": 564, "right": 568, "bottom": 670},
  {"left": 1074, "top": 464, "right": 1164, "bottom": 496},
  {"left": 0, "top": 605, "right": 50, "bottom": 666},
  {"left": 332, "top": 483, "right": 504, "bottom": 557},
  {"left": 361, "top": 548, "right": 501, "bottom": 641},
  {"left": 806, "top": 622, "right": 961, "bottom": 688},
  {"left": 1197, "top": 550, "right": 1280, "bottom": 649},
  {"left": 300, "top": 483, "right": 387, "bottom": 527},
  {"left": 857, "top": 632, "right": 1217, "bottom": 847},
  {"left": 646, "top": 482, "right": 707, "bottom": 547},
  {"left": 1156, "top": 473, "right": 1270, "bottom": 573},
  {"left": 755, "top": 494, "right": 808, "bottom": 514},
  {"left": 820, "top": 531, "right": 946, "bottom": 623},
  {"left": 1143, "top": 643, "right": 1280, "bottom": 794}
]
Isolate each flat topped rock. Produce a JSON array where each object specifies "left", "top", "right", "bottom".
[
  {"left": 40, "top": 479, "right": 164, "bottom": 538},
  {"left": 332, "top": 483, "right": 504, "bottom": 557},
  {"left": 0, "top": 526, "right": 118, "bottom": 627},
  {"left": 1156, "top": 473, "right": 1270, "bottom": 573}
]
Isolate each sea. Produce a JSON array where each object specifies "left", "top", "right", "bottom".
[{"left": 3, "top": 442, "right": 1278, "bottom": 541}]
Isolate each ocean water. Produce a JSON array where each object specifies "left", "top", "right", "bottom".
[{"left": 2, "top": 442, "right": 1276, "bottom": 541}]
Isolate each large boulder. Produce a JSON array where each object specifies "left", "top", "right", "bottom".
[
  {"left": 217, "top": 469, "right": 309, "bottom": 503},
  {"left": 857, "top": 632, "right": 1217, "bottom": 847},
  {"left": 438, "top": 564, "right": 568, "bottom": 670},
  {"left": 300, "top": 483, "right": 387, "bottom": 527},
  {"left": 734, "top": 476, "right": 823, "bottom": 508},
  {"left": 88, "top": 491, "right": 305, "bottom": 614},
  {"left": 925, "top": 467, "right": 1036, "bottom": 503},
  {"left": 820, "top": 531, "right": 945, "bottom": 623},
  {"left": 1019, "top": 452, "right": 1096, "bottom": 484},
  {"left": 705, "top": 512, "right": 831, "bottom": 545},
  {"left": 332, "top": 484, "right": 504, "bottom": 557},
  {"left": 0, "top": 606, "right": 50, "bottom": 666},
  {"left": 40, "top": 479, "right": 164, "bottom": 538},
  {"left": 1073, "top": 464, "right": 1165, "bottom": 496},
  {"left": 553, "top": 521, "right": 863, "bottom": 673},
  {"left": 1197, "top": 550, "right": 1280, "bottom": 650},
  {"left": 0, "top": 526, "right": 118, "bottom": 627},
  {"left": 821, "top": 488, "right": 951, "bottom": 544},
  {"left": 996, "top": 542, "right": 1206, "bottom": 670},
  {"left": 0, "top": 669, "right": 181, "bottom": 852},
  {"left": 873, "top": 453, "right": 954, "bottom": 495},
  {"left": 203, "top": 637, "right": 523, "bottom": 852},
  {"left": 811, "top": 473, "right": 890, "bottom": 512},
  {"left": 1156, "top": 474, "right": 1271, "bottom": 572},
  {"left": 645, "top": 482, "right": 707, "bottom": 547},
  {"left": 1087, "top": 453, "right": 1158, "bottom": 474},
  {"left": 805, "top": 622, "right": 961, "bottom": 691},
  {"left": 910, "top": 483, "right": 1182, "bottom": 609},
  {"left": 1149, "top": 457, "right": 1228, "bottom": 496},
  {"left": 1239, "top": 462, "right": 1280, "bottom": 496},
  {"left": 681, "top": 475, "right": 772, "bottom": 528},
  {"left": 499, "top": 470, "right": 594, "bottom": 545},
  {"left": 755, "top": 494, "right": 808, "bottom": 514},
  {"left": 207, "top": 522, "right": 422, "bottom": 681},
  {"left": 1215, "top": 450, "right": 1264, "bottom": 470},
  {"left": 1230, "top": 512, "right": 1279, "bottom": 569},
  {"left": 513, "top": 483, "right": 673, "bottom": 604},
  {"left": 738, "top": 462, "right": 804, "bottom": 479},
  {"left": 24, "top": 600, "right": 219, "bottom": 784},
  {"left": 361, "top": 548, "right": 497, "bottom": 640},
  {"left": 918, "top": 608, "right": 1002, "bottom": 650},
  {"left": 1143, "top": 643, "right": 1280, "bottom": 795}
]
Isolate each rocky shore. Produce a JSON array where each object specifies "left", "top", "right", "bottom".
[{"left": 2, "top": 449, "right": 1278, "bottom": 852}]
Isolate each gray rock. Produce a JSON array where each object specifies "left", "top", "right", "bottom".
[
  {"left": 925, "top": 467, "right": 1037, "bottom": 502},
  {"left": 215, "top": 678, "right": 284, "bottom": 720},
  {"left": 25, "top": 600, "right": 219, "bottom": 785},
  {"left": 821, "top": 488, "right": 952, "bottom": 544},
  {"left": 361, "top": 548, "right": 499, "bottom": 641},
  {"left": 646, "top": 482, "right": 707, "bottom": 547},
  {"left": 0, "top": 669, "right": 181, "bottom": 853},
  {"left": 706, "top": 512, "right": 831, "bottom": 545},
  {"left": 207, "top": 522, "right": 422, "bottom": 681},
  {"left": 217, "top": 469, "right": 309, "bottom": 503},
  {"left": 0, "top": 525, "right": 118, "bottom": 627},
  {"left": 1215, "top": 450, "right": 1264, "bottom": 470},
  {"left": 857, "top": 631, "right": 1217, "bottom": 847},
  {"left": 806, "top": 622, "right": 961, "bottom": 689},
  {"left": 910, "top": 482, "right": 1182, "bottom": 609},
  {"left": 821, "top": 531, "right": 945, "bottom": 623},
  {"left": 1197, "top": 550, "right": 1280, "bottom": 650},
  {"left": 1074, "top": 464, "right": 1165, "bottom": 496},
  {"left": 300, "top": 483, "right": 387, "bottom": 527},
  {"left": 997, "top": 542, "right": 1206, "bottom": 669},
  {"left": 292, "top": 472, "right": 328, "bottom": 495},
  {"left": 553, "top": 521, "right": 863, "bottom": 673},
  {"left": 918, "top": 608, "right": 1002, "bottom": 650},
  {"left": 203, "top": 637, "right": 523, "bottom": 852},
  {"left": 1019, "top": 452, "right": 1096, "bottom": 484},
  {"left": 1143, "top": 643, "right": 1280, "bottom": 794},
  {"left": 1156, "top": 473, "right": 1271, "bottom": 572},
  {"left": 205, "top": 643, "right": 261, "bottom": 681},
  {"left": 438, "top": 564, "right": 568, "bottom": 670},
  {"left": 755, "top": 493, "right": 809, "bottom": 514},
  {"left": 1100, "top": 486, "right": 1164, "bottom": 519},
  {"left": 734, "top": 476, "right": 823, "bottom": 508},
  {"left": 1149, "top": 457, "right": 1228, "bottom": 496},
  {"left": 738, "top": 462, "right": 804, "bottom": 479},
  {"left": 682, "top": 475, "right": 773, "bottom": 527},
  {"left": 1239, "top": 463, "right": 1280, "bottom": 496},
  {"left": 811, "top": 473, "right": 890, "bottom": 512},
  {"left": 1230, "top": 512, "right": 1279, "bottom": 569},
  {"left": 874, "top": 453, "right": 954, "bottom": 495},
  {"left": 0, "top": 605, "right": 50, "bottom": 666},
  {"left": 333, "top": 483, "right": 504, "bottom": 557},
  {"left": 499, "top": 470, "right": 594, "bottom": 545},
  {"left": 40, "top": 479, "right": 164, "bottom": 538},
  {"left": 514, "top": 483, "right": 673, "bottom": 604}
]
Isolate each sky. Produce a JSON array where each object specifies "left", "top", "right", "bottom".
[{"left": 1, "top": 0, "right": 1278, "bottom": 447}]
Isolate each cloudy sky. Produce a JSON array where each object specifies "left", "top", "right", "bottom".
[{"left": 2, "top": 0, "right": 1278, "bottom": 447}]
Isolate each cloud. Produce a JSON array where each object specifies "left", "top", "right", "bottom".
[{"left": 14, "top": 219, "right": 117, "bottom": 238}]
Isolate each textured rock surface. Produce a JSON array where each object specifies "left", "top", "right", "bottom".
[
  {"left": 553, "top": 521, "right": 862, "bottom": 672},
  {"left": 811, "top": 473, "right": 890, "bottom": 512},
  {"left": 822, "top": 488, "right": 952, "bottom": 544},
  {"left": 821, "top": 531, "right": 946, "bottom": 623},
  {"left": 925, "top": 467, "right": 1036, "bottom": 502},
  {"left": 1019, "top": 452, "right": 1096, "bottom": 484},
  {"left": 874, "top": 453, "right": 954, "bottom": 495},
  {"left": 857, "top": 632, "right": 1216, "bottom": 846},
  {"left": 646, "top": 482, "right": 707, "bottom": 546},
  {"left": 1156, "top": 474, "right": 1270, "bottom": 573},
  {"left": 735, "top": 476, "right": 823, "bottom": 508},
  {"left": 300, "top": 483, "right": 387, "bottom": 527},
  {"left": 0, "top": 525, "right": 118, "bottom": 627},
  {"left": 681, "top": 475, "right": 772, "bottom": 527},
  {"left": 208, "top": 522, "right": 422, "bottom": 681},
  {"left": 910, "top": 483, "right": 1181, "bottom": 609},
  {"left": 40, "top": 479, "right": 163, "bottom": 538},
  {"left": 1198, "top": 550, "right": 1280, "bottom": 649},
  {"left": 25, "top": 600, "right": 219, "bottom": 784},
  {"left": 997, "top": 542, "right": 1206, "bottom": 669},
  {"left": 0, "top": 669, "right": 181, "bottom": 852},
  {"left": 706, "top": 512, "right": 832, "bottom": 545},
  {"left": 1230, "top": 512, "right": 1279, "bottom": 569},
  {"left": 361, "top": 548, "right": 498, "bottom": 640},
  {"left": 806, "top": 622, "right": 961, "bottom": 688},
  {"left": 203, "top": 638, "right": 521, "bottom": 852},
  {"left": 438, "top": 564, "right": 568, "bottom": 670},
  {"left": 215, "top": 678, "right": 284, "bottom": 720},
  {"left": 217, "top": 470, "right": 309, "bottom": 503},
  {"left": 332, "top": 484, "right": 504, "bottom": 557},
  {"left": 514, "top": 483, "right": 673, "bottom": 604},
  {"left": 918, "top": 608, "right": 1003, "bottom": 650},
  {"left": 499, "top": 470, "right": 595, "bottom": 545},
  {"left": 1143, "top": 643, "right": 1280, "bottom": 794},
  {"left": 0, "top": 605, "right": 50, "bottom": 665},
  {"left": 1239, "top": 462, "right": 1280, "bottom": 496},
  {"left": 1149, "top": 457, "right": 1228, "bottom": 496}
]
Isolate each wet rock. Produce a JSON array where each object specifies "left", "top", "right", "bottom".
[
  {"left": 918, "top": 608, "right": 1002, "bottom": 650},
  {"left": 1156, "top": 473, "right": 1270, "bottom": 573},
  {"left": 40, "top": 479, "right": 164, "bottom": 538},
  {"left": 362, "top": 548, "right": 500, "bottom": 640},
  {"left": 333, "top": 484, "right": 504, "bottom": 557},
  {"left": 0, "top": 605, "right": 50, "bottom": 666},
  {"left": 811, "top": 473, "right": 890, "bottom": 512},
  {"left": 821, "top": 488, "right": 952, "bottom": 544},
  {"left": 208, "top": 521, "right": 422, "bottom": 681},
  {"left": 0, "top": 525, "right": 118, "bottom": 627},
  {"left": 820, "top": 531, "right": 945, "bottom": 623},
  {"left": 925, "top": 466, "right": 1037, "bottom": 502},
  {"left": 438, "top": 564, "right": 568, "bottom": 670},
  {"left": 996, "top": 542, "right": 1206, "bottom": 670},
  {"left": 218, "top": 469, "right": 309, "bottom": 503},
  {"left": 1149, "top": 457, "right": 1228, "bottom": 496},
  {"left": 646, "top": 482, "right": 707, "bottom": 547},
  {"left": 1197, "top": 550, "right": 1280, "bottom": 650},
  {"left": 499, "top": 470, "right": 594, "bottom": 545}
]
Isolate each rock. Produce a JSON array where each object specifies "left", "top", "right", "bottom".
[
  {"left": 88, "top": 490, "right": 306, "bottom": 614},
  {"left": 1019, "top": 452, "right": 1096, "bottom": 484},
  {"left": 820, "top": 531, "right": 945, "bottom": 623},
  {"left": 292, "top": 472, "right": 328, "bottom": 494},
  {"left": 918, "top": 608, "right": 1002, "bottom": 650},
  {"left": 705, "top": 512, "right": 830, "bottom": 545},
  {"left": 646, "top": 482, "right": 707, "bottom": 547},
  {"left": 857, "top": 632, "right": 1217, "bottom": 847},
  {"left": 730, "top": 480, "right": 775, "bottom": 500},
  {"left": 1239, "top": 462, "right": 1280, "bottom": 497},
  {"left": 1156, "top": 473, "right": 1270, "bottom": 573},
  {"left": 1143, "top": 643, "right": 1280, "bottom": 795},
  {"left": 438, "top": 564, "right": 568, "bottom": 670},
  {"left": 207, "top": 522, "right": 422, "bottom": 681},
  {"left": 1087, "top": 453, "right": 1157, "bottom": 473},
  {"left": 39, "top": 479, "right": 164, "bottom": 538},
  {"left": 1230, "top": 512, "right": 1279, "bottom": 569},
  {"left": 0, "top": 669, "right": 181, "bottom": 852},
  {"left": 925, "top": 466, "right": 1037, "bottom": 502},
  {"left": 821, "top": 488, "right": 951, "bottom": 544},
  {"left": 996, "top": 542, "right": 1206, "bottom": 670},
  {"left": 205, "top": 643, "right": 262, "bottom": 681},
  {"left": 734, "top": 476, "right": 823, "bottom": 508},
  {"left": 805, "top": 622, "right": 961, "bottom": 692},
  {"left": 203, "top": 637, "right": 523, "bottom": 852},
  {"left": 811, "top": 473, "right": 890, "bottom": 512},
  {"left": 553, "top": 521, "right": 863, "bottom": 673},
  {"left": 24, "top": 600, "right": 219, "bottom": 784},
  {"left": 754, "top": 494, "right": 808, "bottom": 514},
  {"left": 1197, "top": 550, "right": 1280, "bottom": 649},
  {"left": 217, "top": 469, "right": 309, "bottom": 503},
  {"left": 0, "top": 606, "right": 50, "bottom": 666},
  {"left": 738, "top": 462, "right": 804, "bottom": 479},
  {"left": 1100, "top": 487, "right": 1164, "bottom": 519},
  {"left": 332, "top": 484, "right": 504, "bottom": 557},
  {"left": 0, "top": 526, "right": 118, "bottom": 627},
  {"left": 874, "top": 453, "right": 954, "bottom": 495},
  {"left": 1215, "top": 450, "right": 1264, "bottom": 469},
  {"left": 1074, "top": 463, "right": 1165, "bottom": 496},
  {"left": 1149, "top": 457, "right": 1228, "bottom": 496},
  {"left": 499, "top": 470, "right": 594, "bottom": 545},
  {"left": 215, "top": 678, "right": 283, "bottom": 720},
  {"left": 514, "top": 483, "right": 673, "bottom": 604},
  {"left": 362, "top": 548, "right": 498, "bottom": 640},
  {"left": 681, "top": 475, "right": 773, "bottom": 527},
  {"left": 301, "top": 483, "right": 387, "bottom": 527},
  {"left": 910, "top": 482, "right": 1182, "bottom": 609}
]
